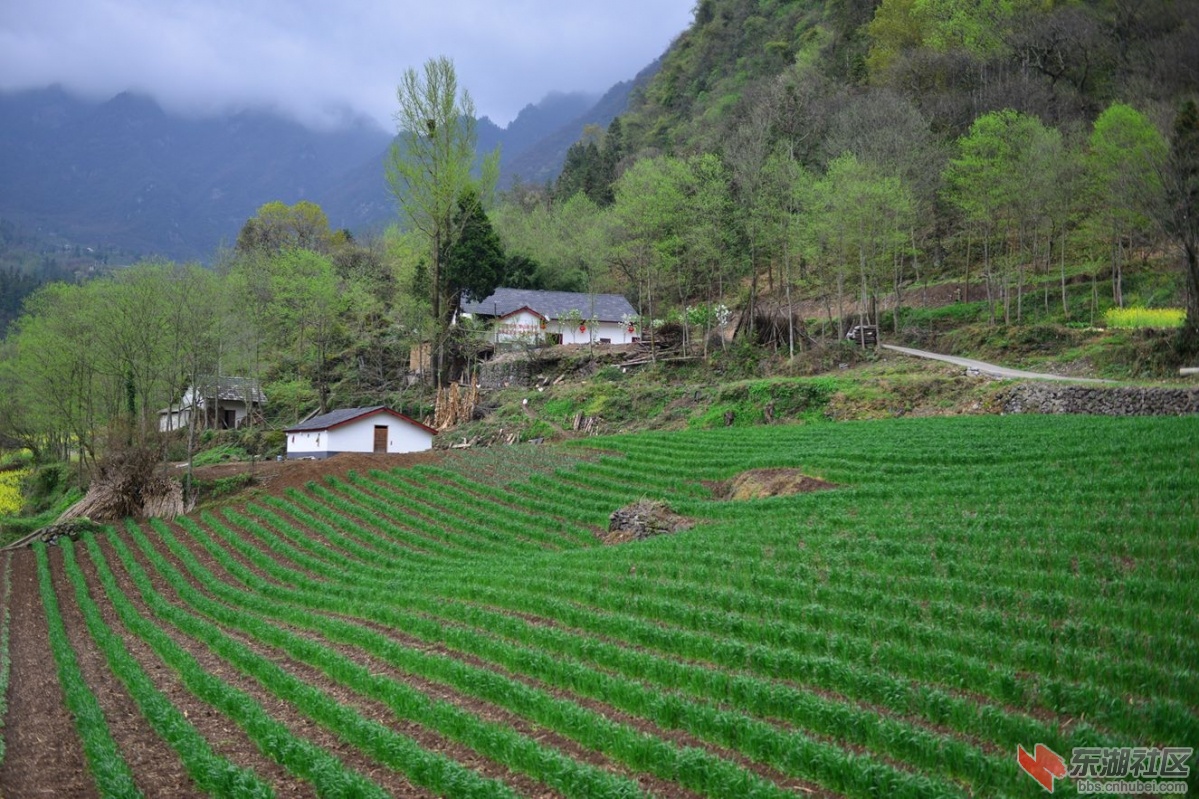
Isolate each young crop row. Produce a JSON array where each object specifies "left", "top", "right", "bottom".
[
  {"left": 411, "top": 465, "right": 605, "bottom": 525},
  {"left": 34, "top": 544, "right": 142, "bottom": 798},
  {"left": 596, "top": 414, "right": 1190, "bottom": 460},
  {"left": 346, "top": 469, "right": 592, "bottom": 550},
  {"left": 134, "top": 520, "right": 869, "bottom": 799},
  {"left": 314, "top": 478, "right": 523, "bottom": 556},
  {"left": 681, "top": 519, "right": 1199, "bottom": 642},
  {"left": 162, "top": 505, "right": 1087, "bottom": 796},
  {"left": 458, "top": 542, "right": 1197, "bottom": 705},
  {"left": 556, "top": 522, "right": 1197, "bottom": 677},
  {"left": 134, "top": 518, "right": 965, "bottom": 799},
  {"left": 280, "top": 486, "right": 466, "bottom": 561},
  {"left": 56, "top": 542, "right": 276, "bottom": 798},
  {"left": 189, "top": 469, "right": 1196, "bottom": 750},
  {"left": 103, "top": 526, "right": 523, "bottom": 799},
  {"left": 433, "top": 554, "right": 1196, "bottom": 745},
  {"left": 365, "top": 468, "right": 598, "bottom": 546},
  {"left": 38, "top": 413, "right": 1186, "bottom": 799},
  {"left": 86, "top": 529, "right": 403, "bottom": 798}
]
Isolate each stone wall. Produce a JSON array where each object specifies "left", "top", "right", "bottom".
[
  {"left": 477, "top": 357, "right": 538, "bottom": 390},
  {"left": 1001, "top": 383, "right": 1199, "bottom": 416}
]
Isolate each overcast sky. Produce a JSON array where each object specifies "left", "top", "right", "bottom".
[{"left": 0, "top": 0, "right": 695, "bottom": 130}]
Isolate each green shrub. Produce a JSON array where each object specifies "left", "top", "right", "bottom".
[
  {"left": 595, "top": 365, "right": 624, "bottom": 381},
  {"left": 192, "top": 444, "right": 250, "bottom": 467}
]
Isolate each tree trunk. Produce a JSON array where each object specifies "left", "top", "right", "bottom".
[
  {"left": 1060, "top": 228, "right": 1069, "bottom": 318},
  {"left": 1184, "top": 241, "right": 1199, "bottom": 347}
]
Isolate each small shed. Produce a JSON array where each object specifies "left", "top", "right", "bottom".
[{"left": 283, "top": 406, "right": 436, "bottom": 460}]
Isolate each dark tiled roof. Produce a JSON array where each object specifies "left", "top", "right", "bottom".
[
  {"left": 284, "top": 406, "right": 385, "bottom": 432},
  {"left": 193, "top": 376, "right": 265, "bottom": 404},
  {"left": 283, "top": 406, "right": 436, "bottom": 435},
  {"left": 461, "top": 288, "right": 637, "bottom": 322}
]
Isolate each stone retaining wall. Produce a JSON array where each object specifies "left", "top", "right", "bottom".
[{"left": 1001, "top": 383, "right": 1199, "bottom": 416}]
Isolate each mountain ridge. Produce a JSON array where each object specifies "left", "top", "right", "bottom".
[{"left": 0, "top": 82, "right": 636, "bottom": 261}]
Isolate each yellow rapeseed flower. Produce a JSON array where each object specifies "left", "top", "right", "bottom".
[
  {"left": 0, "top": 468, "right": 28, "bottom": 516},
  {"left": 1103, "top": 307, "right": 1185, "bottom": 329}
]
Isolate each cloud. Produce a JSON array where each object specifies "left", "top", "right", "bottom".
[{"left": 0, "top": 0, "right": 693, "bottom": 129}]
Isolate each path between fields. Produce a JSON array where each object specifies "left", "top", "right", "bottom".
[{"left": 881, "top": 344, "right": 1115, "bottom": 384}]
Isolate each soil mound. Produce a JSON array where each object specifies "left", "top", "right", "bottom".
[
  {"left": 709, "top": 468, "right": 838, "bottom": 500},
  {"left": 602, "top": 500, "right": 695, "bottom": 545}
]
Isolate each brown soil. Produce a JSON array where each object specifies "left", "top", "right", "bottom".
[
  {"left": 180, "top": 449, "right": 448, "bottom": 496},
  {"left": 47, "top": 546, "right": 206, "bottom": 798},
  {"left": 707, "top": 468, "right": 839, "bottom": 501},
  {"left": 72, "top": 544, "right": 322, "bottom": 799},
  {"left": 0, "top": 550, "right": 100, "bottom": 799}
]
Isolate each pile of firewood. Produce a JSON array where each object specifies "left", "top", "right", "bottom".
[
  {"left": 433, "top": 377, "right": 481, "bottom": 429},
  {"left": 58, "top": 447, "right": 187, "bottom": 524}
]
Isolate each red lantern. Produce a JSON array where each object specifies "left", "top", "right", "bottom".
[
  {"left": 627, "top": 324, "right": 635, "bottom": 333},
  {"left": 579, "top": 323, "right": 587, "bottom": 333}
]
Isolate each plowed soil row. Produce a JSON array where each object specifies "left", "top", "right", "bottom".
[
  {"left": 0, "top": 549, "right": 98, "bottom": 799},
  {"left": 47, "top": 546, "right": 206, "bottom": 799}
]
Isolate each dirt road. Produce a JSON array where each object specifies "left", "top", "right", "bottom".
[{"left": 881, "top": 344, "right": 1115, "bottom": 383}]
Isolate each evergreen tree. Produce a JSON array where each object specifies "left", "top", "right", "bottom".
[{"left": 445, "top": 188, "right": 507, "bottom": 304}]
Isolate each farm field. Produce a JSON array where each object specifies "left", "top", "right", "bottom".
[{"left": 0, "top": 414, "right": 1196, "bottom": 798}]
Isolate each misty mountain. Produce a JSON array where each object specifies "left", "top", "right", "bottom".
[
  {"left": 0, "top": 84, "right": 628, "bottom": 262},
  {"left": 503, "top": 58, "right": 661, "bottom": 187}
]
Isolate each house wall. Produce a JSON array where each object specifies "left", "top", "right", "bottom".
[
  {"left": 159, "top": 408, "right": 192, "bottom": 433},
  {"left": 551, "top": 320, "right": 637, "bottom": 346},
  {"left": 287, "top": 413, "right": 434, "bottom": 459},
  {"left": 214, "top": 400, "right": 250, "bottom": 428},
  {"left": 286, "top": 429, "right": 329, "bottom": 458},
  {"left": 494, "top": 310, "right": 545, "bottom": 345},
  {"left": 159, "top": 395, "right": 255, "bottom": 432}
]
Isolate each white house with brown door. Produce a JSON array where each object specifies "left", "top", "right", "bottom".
[
  {"left": 460, "top": 288, "right": 639, "bottom": 347},
  {"left": 283, "top": 406, "right": 435, "bottom": 459}
]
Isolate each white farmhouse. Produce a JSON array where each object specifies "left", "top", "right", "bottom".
[
  {"left": 284, "top": 406, "right": 436, "bottom": 460},
  {"left": 159, "top": 377, "right": 265, "bottom": 433},
  {"left": 460, "top": 288, "right": 639, "bottom": 347}
]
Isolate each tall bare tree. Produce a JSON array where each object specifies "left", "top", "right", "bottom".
[{"left": 385, "top": 56, "right": 498, "bottom": 384}]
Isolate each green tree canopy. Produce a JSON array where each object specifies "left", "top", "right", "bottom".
[
  {"left": 236, "top": 201, "right": 334, "bottom": 255},
  {"left": 385, "top": 55, "right": 499, "bottom": 382},
  {"left": 1087, "top": 103, "right": 1168, "bottom": 307}
]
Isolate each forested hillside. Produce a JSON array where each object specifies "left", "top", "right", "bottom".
[{"left": 500, "top": 0, "right": 1199, "bottom": 345}]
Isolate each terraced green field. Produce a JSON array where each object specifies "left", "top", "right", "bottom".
[{"left": 3, "top": 414, "right": 1197, "bottom": 797}]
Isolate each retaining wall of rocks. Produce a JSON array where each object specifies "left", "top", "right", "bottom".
[{"left": 1001, "top": 383, "right": 1199, "bottom": 416}]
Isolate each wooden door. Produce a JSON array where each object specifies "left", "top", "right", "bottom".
[{"left": 373, "top": 425, "right": 388, "bottom": 454}]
